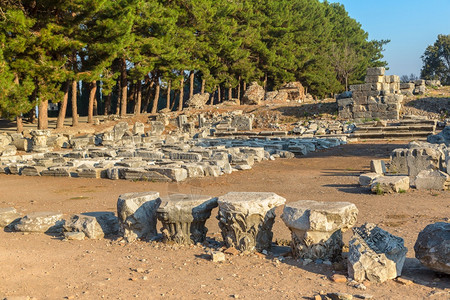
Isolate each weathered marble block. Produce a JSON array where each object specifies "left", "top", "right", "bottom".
[
  {"left": 64, "top": 212, "right": 119, "bottom": 239},
  {"left": 156, "top": 194, "right": 218, "bottom": 244},
  {"left": 14, "top": 211, "right": 64, "bottom": 233},
  {"left": 0, "top": 207, "right": 22, "bottom": 227},
  {"left": 348, "top": 223, "right": 408, "bottom": 283},
  {"left": 218, "top": 192, "right": 286, "bottom": 252},
  {"left": 117, "top": 191, "right": 161, "bottom": 242},
  {"left": 281, "top": 200, "right": 358, "bottom": 261},
  {"left": 30, "top": 130, "right": 51, "bottom": 153},
  {"left": 414, "top": 222, "right": 449, "bottom": 274}
]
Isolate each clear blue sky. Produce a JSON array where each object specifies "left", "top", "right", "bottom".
[{"left": 331, "top": 0, "right": 450, "bottom": 77}]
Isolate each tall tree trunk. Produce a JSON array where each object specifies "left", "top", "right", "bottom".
[
  {"left": 135, "top": 80, "right": 142, "bottom": 115},
  {"left": 228, "top": 87, "right": 232, "bottom": 100},
  {"left": 166, "top": 80, "right": 171, "bottom": 109},
  {"left": 38, "top": 100, "right": 48, "bottom": 129},
  {"left": 87, "top": 81, "right": 97, "bottom": 123},
  {"left": 93, "top": 98, "right": 98, "bottom": 116},
  {"left": 14, "top": 74, "right": 24, "bottom": 133},
  {"left": 120, "top": 57, "right": 127, "bottom": 117},
  {"left": 16, "top": 116, "right": 23, "bottom": 133},
  {"left": 151, "top": 80, "right": 160, "bottom": 114},
  {"left": 104, "top": 94, "right": 111, "bottom": 116},
  {"left": 237, "top": 76, "right": 241, "bottom": 105},
  {"left": 141, "top": 76, "right": 153, "bottom": 113},
  {"left": 71, "top": 80, "right": 78, "bottom": 126},
  {"left": 263, "top": 73, "right": 268, "bottom": 91},
  {"left": 217, "top": 86, "right": 221, "bottom": 103},
  {"left": 201, "top": 79, "right": 205, "bottom": 94},
  {"left": 170, "top": 90, "right": 177, "bottom": 111},
  {"left": 243, "top": 82, "right": 247, "bottom": 93},
  {"left": 115, "top": 76, "right": 121, "bottom": 115},
  {"left": 189, "top": 71, "right": 194, "bottom": 100},
  {"left": 57, "top": 81, "right": 69, "bottom": 129},
  {"left": 178, "top": 77, "right": 184, "bottom": 111}
]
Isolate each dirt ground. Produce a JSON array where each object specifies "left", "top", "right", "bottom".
[{"left": 0, "top": 141, "right": 449, "bottom": 300}]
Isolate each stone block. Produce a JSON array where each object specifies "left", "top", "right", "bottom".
[
  {"left": 117, "top": 191, "right": 161, "bottom": 242},
  {"left": 406, "top": 147, "right": 442, "bottom": 184},
  {"left": 366, "top": 67, "right": 385, "bottom": 76},
  {"left": 64, "top": 212, "right": 118, "bottom": 239},
  {"left": 14, "top": 212, "right": 64, "bottom": 233},
  {"left": 231, "top": 115, "right": 253, "bottom": 131},
  {"left": 370, "top": 160, "right": 386, "bottom": 174},
  {"left": 415, "top": 170, "right": 450, "bottom": 190},
  {"left": 182, "top": 164, "right": 205, "bottom": 178},
  {"left": 157, "top": 194, "right": 218, "bottom": 244},
  {"left": 370, "top": 176, "right": 410, "bottom": 194},
  {"left": 359, "top": 173, "right": 382, "bottom": 186},
  {"left": 414, "top": 222, "right": 449, "bottom": 274},
  {"left": 0, "top": 207, "right": 21, "bottom": 227},
  {"left": 113, "top": 122, "right": 129, "bottom": 140},
  {"left": 170, "top": 152, "right": 202, "bottom": 162},
  {"left": 365, "top": 76, "right": 384, "bottom": 84},
  {"left": 337, "top": 98, "right": 353, "bottom": 107},
  {"left": 281, "top": 200, "right": 358, "bottom": 261},
  {"left": 348, "top": 223, "right": 408, "bottom": 283},
  {"left": 218, "top": 192, "right": 286, "bottom": 252}
]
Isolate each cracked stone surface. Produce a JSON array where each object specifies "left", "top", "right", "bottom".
[
  {"left": 281, "top": 200, "right": 358, "bottom": 261},
  {"left": 0, "top": 207, "right": 22, "bottom": 227},
  {"left": 157, "top": 194, "right": 218, "bottom": 244},
  {"left": 117, "top": 191, "right": 161, "bottom": 242},
  {"left": 414, "top": 222, "right": 450, "bottom": 274},
  {"left": 64, "top": 212, "right": 119, "bottom": 239},
  {"left": 348, "top": 223, "right": 408, "bottom": 283},
  {"left": 14, "top": 212, "right": 64, "bottom": 233},
  {"left": 218, "top": 192, "right": 286, "bottom": 252}
]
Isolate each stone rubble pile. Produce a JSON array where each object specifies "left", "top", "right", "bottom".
[
  {"left": 337, "top": 67, "right": 404, "bottom": 120},
  {"left": 359, "top": 129, "right": 450, "bottom": 192},
  {"left": 0, "top": 120, "right": 346, "bottom": 182},
  {"left": 400, "top": 79, "right": 441, "bottom": 97}
]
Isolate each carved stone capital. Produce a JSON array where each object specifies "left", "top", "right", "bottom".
[{"left": 157, "top": 194, "right": 218, "bottom": 244}]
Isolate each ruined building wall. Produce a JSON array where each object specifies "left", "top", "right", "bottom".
[{"left": 337, "top": 67, "right": 404, "bottom": 120}]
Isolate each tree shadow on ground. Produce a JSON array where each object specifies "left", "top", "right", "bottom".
[
  {"left": 323, "top": 183, "right": 371, "bottom": 195},
  {"left": 404, "top": 97, "right": 450, "bottom": 115},
  {"left": 297, "top": 143, "right": 406, "bottom": 160},
  {"left": 321, "top": 169, "right": 366, "bottom": 177},
  {"left": 274, "top": 103, "right": 338, "bottom": 118}
]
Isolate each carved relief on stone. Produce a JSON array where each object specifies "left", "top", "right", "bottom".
[
  {"left": 217, "top": 192, "right": 286, "bottom": 252},
  {"left": 281, "top": 200, "right": 358, "bottom": 262},
  {"left": 157, "top": 194, "right": 218, "bottom": 245}
]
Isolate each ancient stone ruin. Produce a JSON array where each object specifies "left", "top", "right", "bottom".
[
  {"left": 157, "top": 194, "right": 218, "bottom": 244},
  {"left": 281, "top": 200, "right": 358, "bottom": 262},
  {"left": 348, "top": 223, "right": 408, "bottom": 283},
  {"left": 337, "top": 67, "right": 403, "bottom": 120},
  {"left": 414, "top": 222, "right": 450, "bottom": 274},
  {"left": 218, "top": 192, "right": 286, "bottom": 252}
]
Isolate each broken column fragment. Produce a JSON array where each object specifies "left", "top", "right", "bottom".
[
  {"left": 348, "top": 223, "right": 408, "bottom": 283},
  {"left": 218, "top": 192, "right": 286, "bottom": 252},
  {"left": 117, "top": 191, "right": 161, "bottom": 242},
  {"left": 281, "top": 200, "right": 358, "bottom": 262},
  {"left": 156, "top": 194, "right": 218, "bottom": 244},
  {"left": 30, "top": 130, "right": 51, "bottom": 153}
]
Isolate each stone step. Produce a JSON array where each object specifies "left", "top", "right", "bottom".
[
  {"left": 349, "top": 131, "right": 432, "bottom": 139},
  {"left": 354, "top": 125, "right": 435, "bottom": 133}
]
